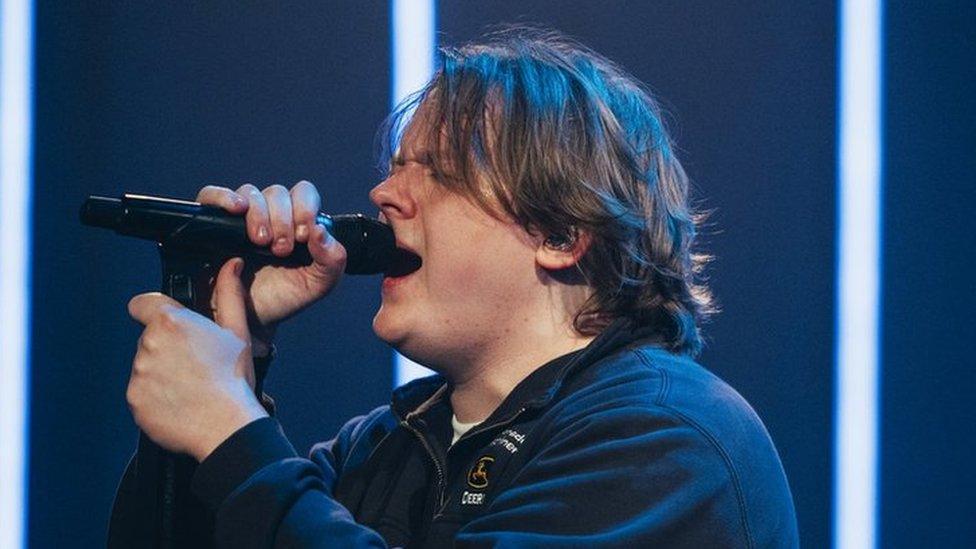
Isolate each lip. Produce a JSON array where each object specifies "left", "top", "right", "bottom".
[
  {"left": 381, "top": 263, "right": 418, "bottom": 294},
  {"left": 382, "top": 271, "right": 414, "bottom": 289}
]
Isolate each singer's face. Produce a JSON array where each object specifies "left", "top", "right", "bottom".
[{"left": 368, "top": 133, "right": 541, "bottom": 372}]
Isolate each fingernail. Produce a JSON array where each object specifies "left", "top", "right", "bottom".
[
  {"left": 234, "top": 259, "right": 244, "bottom": 275},
  {"left": 257, "top": 226, "right": 269, "bottom": 241},
  {"left": 296, "top": 224, "right": 308, "bottom": 240}
]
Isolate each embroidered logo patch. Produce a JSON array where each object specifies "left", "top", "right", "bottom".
[
  {"left": 490, "top": 428, "right": 526, "bottom": 454},
  {"left": 461, "top": 491, "right": 485, "bottom": 505},
  {"left": 467, "top": 455, "right": 494, "bottom": 489}
]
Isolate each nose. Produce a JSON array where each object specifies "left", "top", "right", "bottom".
[{"left": 369, "top": 174, "right": 417, "bottom": 220}]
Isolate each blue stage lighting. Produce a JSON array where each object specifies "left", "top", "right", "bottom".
[
  {"left": 835, "top": 0, "right": 882, "bottom": 547},
  {"left": 0, "top": 0, "right": 34, "bottom": 546}
]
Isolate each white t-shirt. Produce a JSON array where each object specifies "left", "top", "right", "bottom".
[{"left": 451, "top": 415, "right": 480, "bottom": 445}]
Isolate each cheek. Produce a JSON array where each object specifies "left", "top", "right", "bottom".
[
  {"left": 415, "top": 194, "right": 539, "bottom": 315},
  {"left": 423, "top": 242, "right": 531, "bottom": 305},
  {"left": 425, "top": 242, "right": 483, "bottom": 287},
  {"left": 439, "top": 258, "right": 491, "bottom": 287}
]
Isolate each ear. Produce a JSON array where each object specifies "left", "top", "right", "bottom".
[{"left": 535, "top": 230, "right": 592, "bottom": 271}]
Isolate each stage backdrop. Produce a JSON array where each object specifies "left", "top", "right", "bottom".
[{"left": 28, "top": 1, "right": 975, "bottom": 548}]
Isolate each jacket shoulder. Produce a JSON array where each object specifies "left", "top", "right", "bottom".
[
  {"left": 562, "top": 345, "right": 787, "bottom": 462},
  {"left": 541, "top": 345, "right": 799, "bottom": 548}
]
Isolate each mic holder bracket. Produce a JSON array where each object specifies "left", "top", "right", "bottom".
[
  {"left": 118, "top": 245, "right": 228, "bottom": 548},
  {"left": 160, "top": 244, "right": 225, "bottom": 312}
]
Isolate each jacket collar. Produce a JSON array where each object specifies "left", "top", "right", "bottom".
[{"left": 390, "top": 317, "right": 668, "bottom": 422}]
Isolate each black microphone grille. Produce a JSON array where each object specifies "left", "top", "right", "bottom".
[{"left": 327, "top": 214, "right": 396, "bottom": 275}]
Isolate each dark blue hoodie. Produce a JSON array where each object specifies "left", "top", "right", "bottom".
[{"left": 113, "top": 317, "right": 799, "bottom": 547}]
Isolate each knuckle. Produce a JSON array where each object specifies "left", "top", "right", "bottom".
[
  {"left": 131, "top": 353, "right": 147, "bottom": 376},
  {"left": 246, "top": 199, "right": 270, "bottom": 220},
  {"left": 293, "top": 180, "right": 318, "bottom": 199},
  {"left": 237, "top": 184, "right": 261, "bottom": 200},
  {"left": 125, "top": 376, "right": 141, "bottom": 401},
  {"left": 158, "top": 310, "right": 176, "bottom": 325},
  {"left": 195, "top": 185, "right": 217, "bottom": 201},
  {"left": 138, "top": 333, "right": 153, "bottom": 353},
  {"left": 158, "top": 309, "right": 183, "bottom": 331},
  {"left": 265, "top": 184, "right": 289, "bottom": 198},
  {"left": 199, "top": 185, "right": 236, "bottom": 207},
  {"left": 139, "top": 325, "right": 159, "bottom": 349},
  {"left": 247, "top": 205, "right": 270, "bottom": 222},
  {"left": 240, "top": 185, "right": 266, "bottom": 206}
]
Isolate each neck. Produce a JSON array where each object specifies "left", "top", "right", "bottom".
[{"left": 447, "top": 323, "right": 594, "bottom": 424}]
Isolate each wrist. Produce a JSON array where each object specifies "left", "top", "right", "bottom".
[{"left": 191, "top": 394, "right": 269, "bottom": 462}]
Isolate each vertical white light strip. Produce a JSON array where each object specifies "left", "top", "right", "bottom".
[
  {"left": 835, "top": 0, "right": 882, "bottom": 548},
  {"left": 391, "top": 0, "right": 436, "bottom": 387},
  {"left": 392, "top": 0, "right": 435, "bottom": 112},
  {"left": 0, "top": 0, "right": 33, "bottom": 546}
]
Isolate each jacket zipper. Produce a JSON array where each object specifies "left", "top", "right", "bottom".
[
  {"left": 452, "top": 406, "right": 528, "bottom": 448},
  {"left": 401, "top": 419, "right": 448, "bottom": 507}
]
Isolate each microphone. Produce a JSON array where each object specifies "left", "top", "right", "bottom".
[{"left": 80, "top": 193, "right": 397, "bottom": 274}]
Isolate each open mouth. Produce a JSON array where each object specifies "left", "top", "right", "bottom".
[{"left": 384, "top": 247, "right": 422, "bottom": 278}]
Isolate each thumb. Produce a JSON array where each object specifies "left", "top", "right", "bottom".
[
  {"left": 213, "top": 257, "right": 251, "bottom": 343},
  {"left": 305, "top": 223, "right": 347, "bottom": 291}
]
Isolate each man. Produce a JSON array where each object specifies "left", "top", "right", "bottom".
[{"left": 120, "top": 31, "right": 799, "bottom": 547}]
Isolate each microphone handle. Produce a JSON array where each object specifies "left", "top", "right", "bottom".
[{"left": 80, "top": 193, "right": 395, "bottom": 274}]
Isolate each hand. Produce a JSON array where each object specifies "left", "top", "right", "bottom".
[
  {"left": 195, "top": 181, "right": 347, "bottom": 353},
  {"left": 127, "top": 257, "right": 268, "bottom": 461}
]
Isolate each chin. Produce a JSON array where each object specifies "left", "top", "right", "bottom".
[
  {"left": 372, "top": 305, "right": 408, "bottom": 347},
  {"left": 372, "top": 307, "right": 440, "bottom": 369}
]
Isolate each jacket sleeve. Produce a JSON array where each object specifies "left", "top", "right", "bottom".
[
  {"left": 454, "top": 406, "right": 757, "bottom": 548},
  {"left": 190, "top": 414, "right": 390, "bottom": 549}
]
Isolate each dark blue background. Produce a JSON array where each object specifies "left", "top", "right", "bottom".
[
  {"left": 27, "top": 2, "right": 974, "bottom": 548},
  {"left": 881, "top": 2, "right": 976, "bottom": 546}
]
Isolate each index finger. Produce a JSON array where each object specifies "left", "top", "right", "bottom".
[
  {"left": 127, "top": 292, "right": 184, "bottom": 326},
  {"left": 196, "top": 185, "right": 249, "bottom": 214}
]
